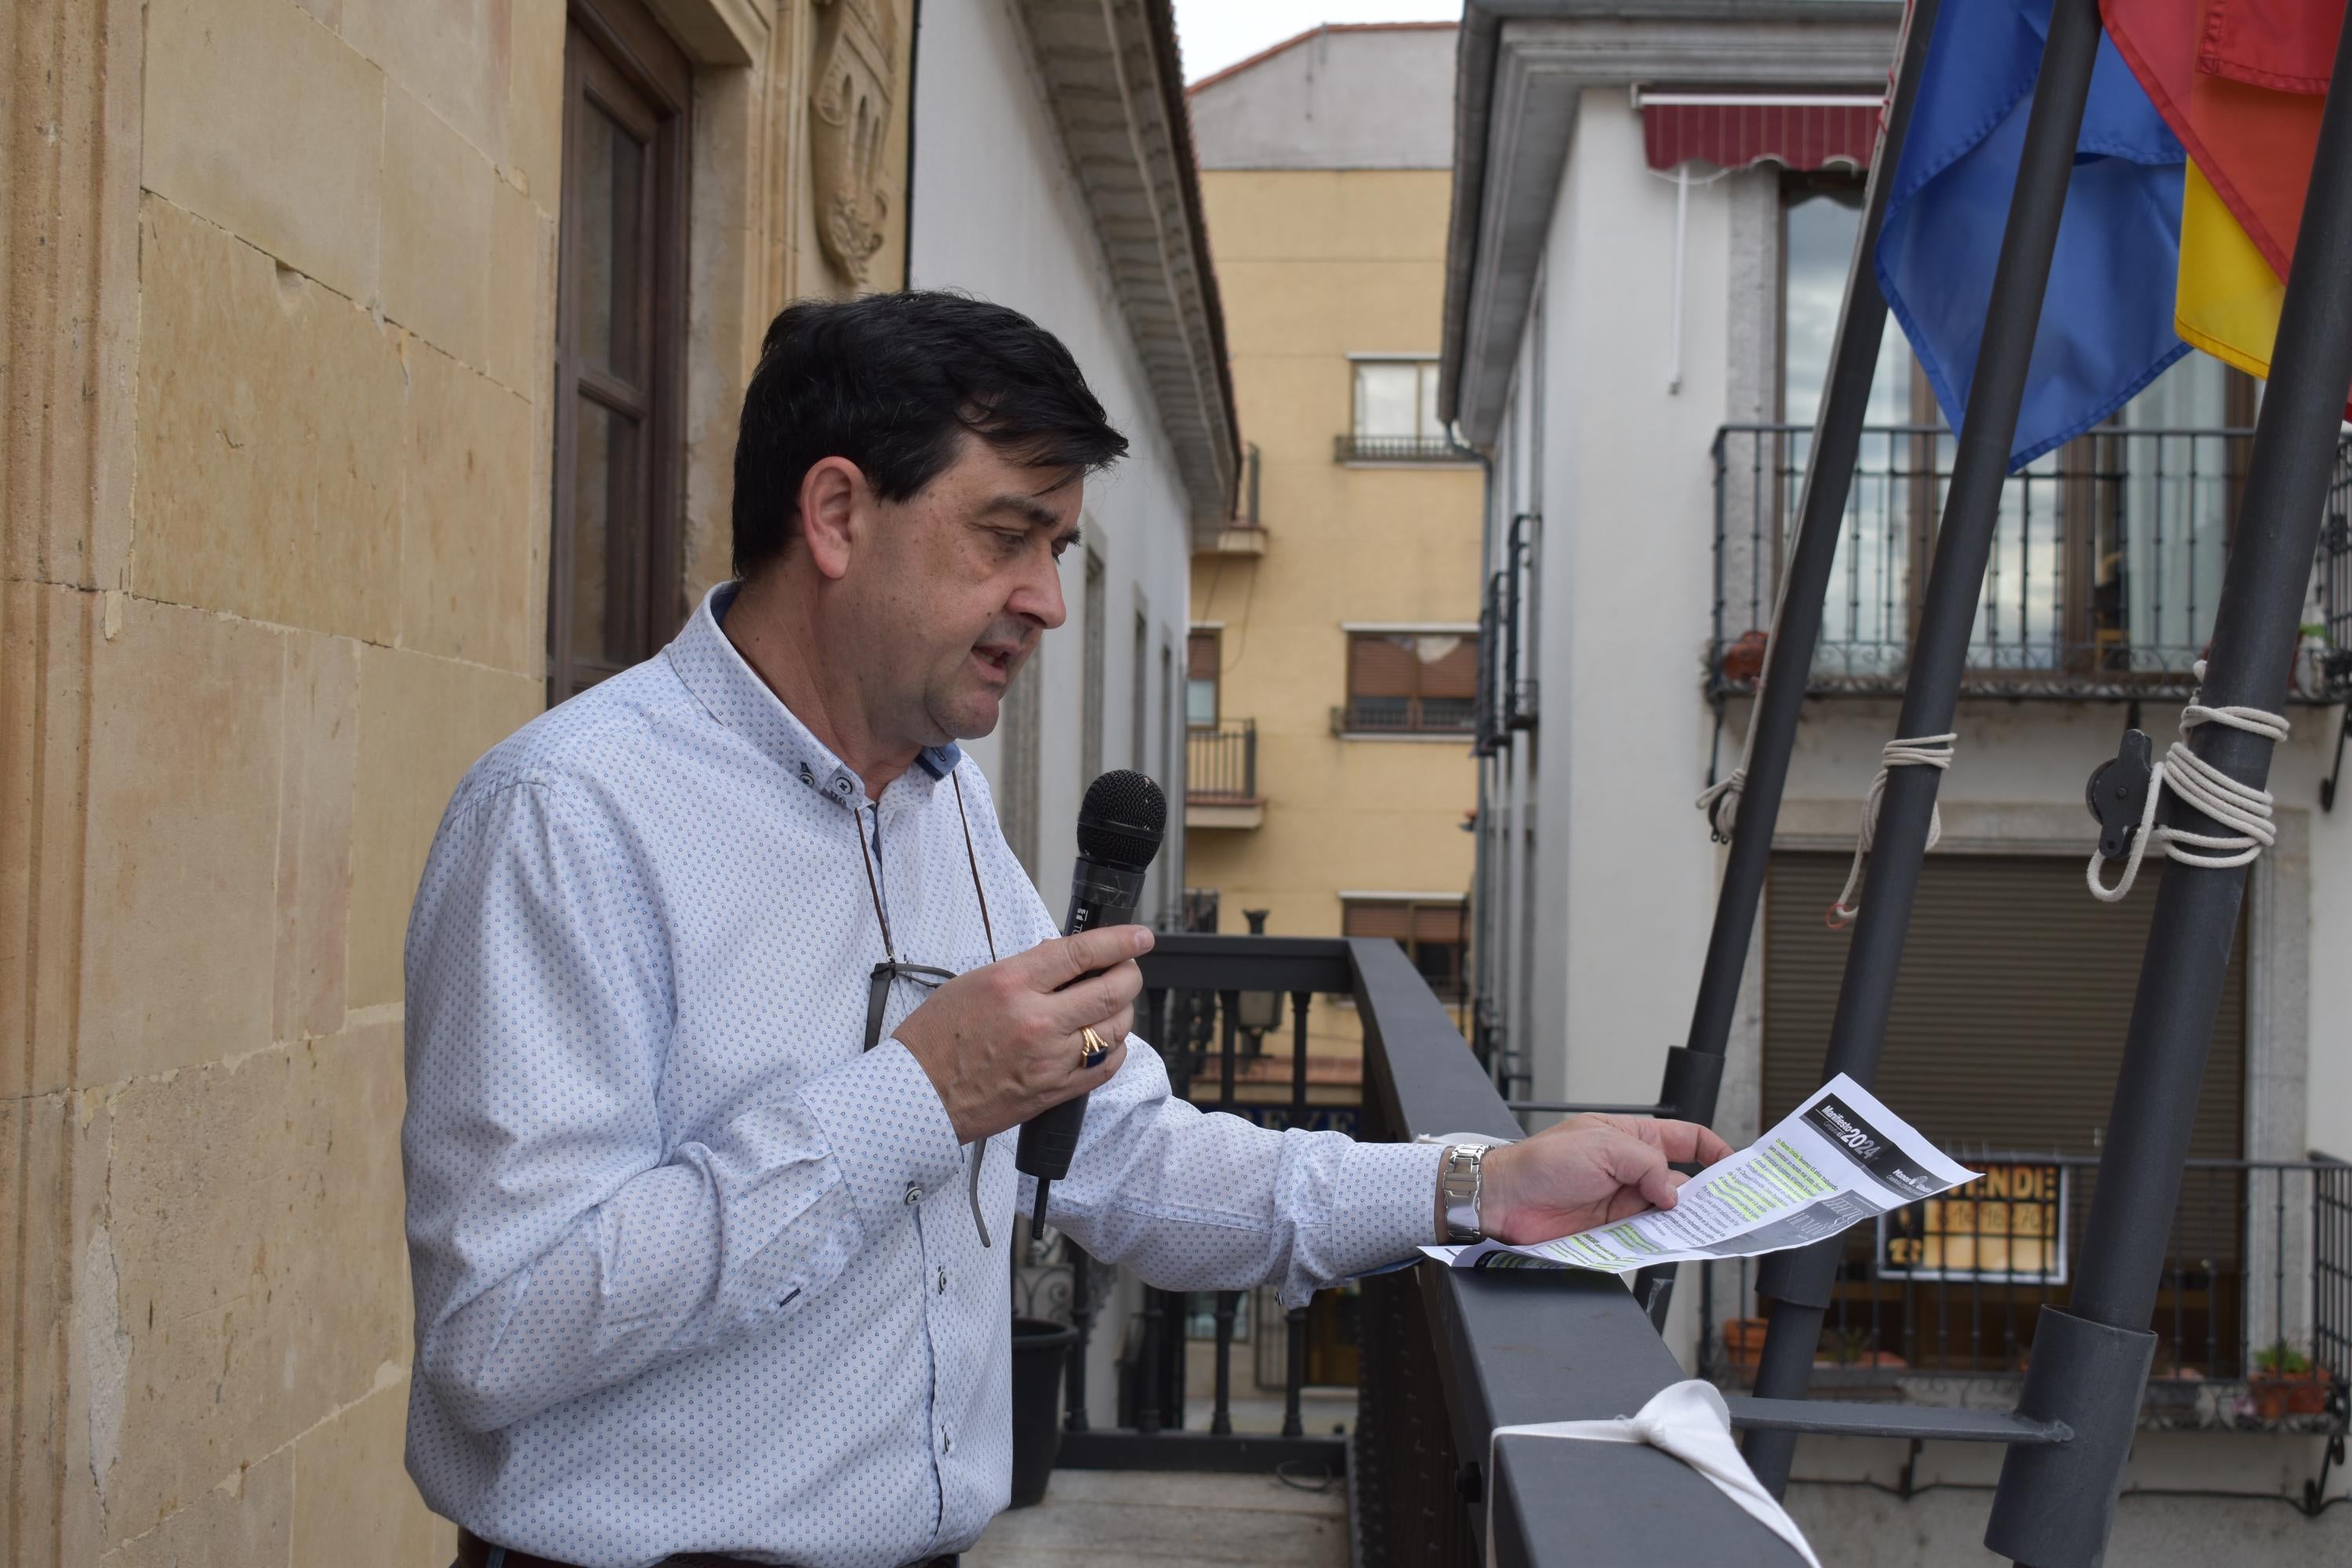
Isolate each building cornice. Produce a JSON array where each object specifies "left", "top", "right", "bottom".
[
  {"left": 1441, "top": 0, "right": 1901, "bottom": 444},
  {"left": 1014, "top": 0, "right": 1241, "bottom": 544}
]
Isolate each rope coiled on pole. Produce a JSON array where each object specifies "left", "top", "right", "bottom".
[
  {"left": 1827, "top": 735, "right": 1958, "bottom": 929},
  {"left": 2086, "top": 663, "right": 2288, "bottom": 903}
]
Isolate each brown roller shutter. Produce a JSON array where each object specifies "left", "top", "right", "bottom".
[
  {"left": 1419, "top": 638, "right": 1479, "bottom": 699},
  {"left": 1188, "top": 630, "right": 1220, "bottom": 679},
  {"left": 1348, "top": 634, "right": 1417, "bottom": 699},
  {"left": 1763, "top": 852, "right": 2245, "bottom": 1160},
  {"left": 1411, "top": 902, "right": 1466, "bottom": 943},
  {"left": 1344, "top": 902, "right": 1414, "bottom": 942}
]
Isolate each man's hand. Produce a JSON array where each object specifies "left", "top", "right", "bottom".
[
  {"left": 1470, "top": 1114, "right": 1736, "bottom": 1247},
  {"left": 893, "top": 924, "right": 1152, "bottom": 1144}
]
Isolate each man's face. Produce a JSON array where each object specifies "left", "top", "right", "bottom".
[{"left": 855, "top": 434, "right": 1080, "bottom": 745}]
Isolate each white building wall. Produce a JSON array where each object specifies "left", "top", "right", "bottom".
[{"left": 907, "top": 0, "right": 1197, "bottom": 924}]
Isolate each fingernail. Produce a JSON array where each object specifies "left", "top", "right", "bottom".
[{"left": 1133, "top": 927, "right": 1155, "bottom": 953}]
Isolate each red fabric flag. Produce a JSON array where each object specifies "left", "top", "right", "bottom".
[{"left": 2102, "top": 0, "right": 2340, "bottom": 274}]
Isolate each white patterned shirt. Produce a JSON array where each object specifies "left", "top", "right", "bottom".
[{"left": 400, "top": 583, "right": 1444, "bottom": 1568}]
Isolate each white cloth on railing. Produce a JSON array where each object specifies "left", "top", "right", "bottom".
[{"left": 1486, "top": 1380, "right": 1823, "bottom": 1568}]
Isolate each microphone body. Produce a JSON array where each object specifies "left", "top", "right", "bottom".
[
  {"left": 1011, "top": 859, "right": 1147, "bottom": 1180},
  {"left": 1017, "top": 770, "right": 1167, "bottom": 1235}
]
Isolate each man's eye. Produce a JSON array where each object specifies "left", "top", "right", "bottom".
[
  {"left": 993, "top": 531, "right": 1027, "bottom": 553},
  {"left": 1050, "top": 538, "right": 1072, "bottom": 559}
]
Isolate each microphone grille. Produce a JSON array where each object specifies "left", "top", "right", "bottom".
[{"left": 1076, "top": 770, "right": 1167, "bottom": 872}]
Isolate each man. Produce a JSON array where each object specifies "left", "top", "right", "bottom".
[{"left": 401, "top": 292, "right": 1730, "bottom": 1568}]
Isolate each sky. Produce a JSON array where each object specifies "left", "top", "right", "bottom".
[{"left": 1170, "top": 0, "right": 1459, "bottom": 83}]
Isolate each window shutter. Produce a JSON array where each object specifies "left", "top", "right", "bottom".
[
  {"left": 1344, "top": 902, "right": 1413, "bottom": 942},
  {"left": 1348, "top": 634, "right": 1418, "bottom": 699},
  {"left": 1418, "top": 637, "right": 1478, "bottom": 699},
  {"left": 1411, "top": 902, "right": 1465, "bottom": 943},
  {"left": 1188, "top": 630, "right": 1220, "bottom": 679}
]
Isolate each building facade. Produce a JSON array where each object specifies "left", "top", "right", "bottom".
[
  {"left": 1184, "top": 24, "right": 1484, "bottom": 1094},
  {"left": 1444, "top": 1, "right": 2350, "bottom": 1559},
  {"left": 0, "top": 0, "right": 1226, "bottom": 1560}
]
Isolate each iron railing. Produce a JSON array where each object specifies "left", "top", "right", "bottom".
[
  {"left": 1709, "top": 423, "right": 2352, "bottom": 702},
  {"left": 1336, "top": 697, "right": 1477, "bottom": 735},
  {"left": 1695, "top": 1152, "right": 2350, "bottom": 1432},
  {"left": 1184, "top": 720, "right": 1257, "bottom": 801},
  {"left": 1037, "top": 935, "right": 1803, "bottom": 1563},
  {"left": 1335, "top": 434, "right": 1477, "bottom": 464}
]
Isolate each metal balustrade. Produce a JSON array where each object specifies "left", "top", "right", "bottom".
[
  {"left": 1693, "top": 1153, "right": 2350, "bottom": 1439},
  {"left": 1709, "top": 423, "right": 2352, "bottom": 703},
  {"left": 1183, "top": 720, "right": 1257, "bottom": 802},
  {"left": 1028, "top": 934, "right": 1813, "bottom": 1563},
  {"left": 1334, "top": 434, "right": 1478, "bottom": 464}
]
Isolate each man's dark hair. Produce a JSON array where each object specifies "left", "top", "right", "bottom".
[{"left": 731, "top": 291, "right": 1130, "bottom": 579}]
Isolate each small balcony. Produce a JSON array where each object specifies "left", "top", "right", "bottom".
[
  {"left": 1185, "top": 720, "right": 1261, "bottom": 829},
  {"left": 1709, "top": 423, "right": 2352, "bottom": 702},
  {"left": 1331, "top": 697, "right": 1477, "bottom": 737},
  {"left": 1334, "top": 434, "right": 1477, "bottom": 465}
]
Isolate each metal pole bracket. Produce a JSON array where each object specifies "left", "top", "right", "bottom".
[{"left": 1984, "top": 1307, "right": 2158, "bottom": 1568}]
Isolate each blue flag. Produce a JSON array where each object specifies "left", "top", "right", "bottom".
[{"left": 1878, "top": 0, "right": 2187, "bottom": 469}]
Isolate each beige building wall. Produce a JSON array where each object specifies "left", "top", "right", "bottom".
[
  {"left": 1, "top": 0, "right": 904, "bottom": 1562},
  {"left": 1187, "top": 162, "right": 1481, "bottom": 1062}
]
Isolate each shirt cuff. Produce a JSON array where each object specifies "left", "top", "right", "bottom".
[
  {"left": 797, "top": 1040, "right": 967, "bottom": 1224},
  {"left": 1320, "top": 1139, "right": 1450, "bottom": 1284}
]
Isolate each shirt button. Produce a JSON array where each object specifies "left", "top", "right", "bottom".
[
  {"left": 942, "top": 1433, "right": 953, "bottom": 1454},
  {"left": 904, "top": 1184, "right": 923, "bottom": 1206},
  {"left": 937, "top": 1266, "right": 948, "bottom": 1294}
]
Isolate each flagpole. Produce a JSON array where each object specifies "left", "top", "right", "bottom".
[
  {"left": 1631, "top": 0, "right": 1944, "bottom": 1334},
  {"left": 1740, "top": 0, "right": 2110, "bottom": 1497},
  {"left": 1986, "top": 5, "right": 2352, "bottom": 1563}
]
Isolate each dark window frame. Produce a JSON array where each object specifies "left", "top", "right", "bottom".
[
  {"left": 549, "top": 0, "right": 691, "bottom": 706},
  {"left": 1185, "top": 627, "right": 1221, "bottom": 729}
]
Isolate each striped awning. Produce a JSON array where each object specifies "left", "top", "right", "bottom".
[{"left": 1639, "top": 93, "right": 1884, "bottom": 173}]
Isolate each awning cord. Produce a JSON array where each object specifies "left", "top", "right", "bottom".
[
  {"left": 2087, "top": 663, "right": 2288, "bottom": 903},
  {"left": 1827, "top": 735, "right": 1957, "bottom": 929}
]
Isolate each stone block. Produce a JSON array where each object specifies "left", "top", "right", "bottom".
[
  {"left": 135, "top": 196, "right": 405, "bottom": 644},
  {"left": 341, "top": 0, "right": 514, "bottom": 172},
  {"left": 486, "top": 176, "right": 554, "bottom": 397},
  {"left": 274, "top": 633, "right": 361, "bottom": 1044},
  {"left": 347, "top": 648, "right": 543, "bottom": 1007},
  {"left": 383, "top": 86, "right": 496, "bottom": 370},
  {"left": 292, "top": 1377, "right": 456, "bottom": 1568},
  {"left": 401, "top": 344, "right": 539, "bottom": 670},
  {"left": 506, "top": 0, "right": 568, "bottom": 204},
  {"left": 100, "top": 1023, "right": 412, "bottom": 1544},
  {"left": 141, "top": 0, "right": 384, "bottom": 304},
  {"left": 2, "top": 1092, "right": 75, "bottom": 1564},
  {"left": 77, "top": 593, "right": 285, "bottom": 1087},
  {"left": 98, "top": 1447, "right": 292, "bottom": 1568}
]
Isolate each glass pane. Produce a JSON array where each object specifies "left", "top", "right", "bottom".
[
  {"left": 1782, "top": 190, "right": 1911, "bottom": 428},
  {"left": 2112, "top": 353, "right": 2231, "bottom": 674},
  {"left": 1185, "top": 675, "right": 1218, "bottom": 727},
  {"left": 569, "top": 398, "right": 644, "bottom": 670},
  {"left": 576, "top": 102, "right": 645, "bottom": 377},
  {"left": 1969, "top": 443, "right": 2065, "bottom": 672},
  {"left": 1417, "top": 362, "right": 1442, "bottom": 439},
  {"left": 1354, "top": 363, "right": 1421, "bottom": 439}
]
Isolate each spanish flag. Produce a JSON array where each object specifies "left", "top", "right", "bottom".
[{"left": 2103, "top": 0, "right": 2350, "bottom": 408}]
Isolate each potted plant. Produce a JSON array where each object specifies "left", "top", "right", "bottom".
[{"left": 2249, "top": 1339, "right": 2328, "bottom": 1420}]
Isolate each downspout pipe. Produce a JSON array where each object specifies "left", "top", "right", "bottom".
[
  {"left": 1631, "top": 0, "right": 1942, "bottom": 1332},
  {"left": 1742, "top": 0, "right": 2107, "bottom": 1496}
]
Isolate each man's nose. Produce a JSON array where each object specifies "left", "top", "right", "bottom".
[{"left": 1011, "top": 554, "right": 1067, "bottom": 631}]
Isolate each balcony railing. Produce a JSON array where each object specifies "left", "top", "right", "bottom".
[
  {"left": 1334, "top": 434, "right": 1476, "bottom": 464},
  {"left": 1710, "top": 423, "right": 2352, "bottom": 702},
  {"left": 1030, "top": 935, "right": 1806, "bottom": 1563},
  {"left": 1695, "top": 1151, "right": 2350, "bottom": 1433},
  {"left": 1334, "top": 697, "right": 1477, "bottom": 735},
  {"left": 1184, "top": 720, "right": 1257, "bottom": 802}
]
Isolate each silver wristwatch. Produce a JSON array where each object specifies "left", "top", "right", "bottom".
[{"left": 1440, "top": 1144, "right": 1488, "bottom": 1243}]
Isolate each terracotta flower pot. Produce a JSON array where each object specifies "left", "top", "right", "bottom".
[{"left": 1724, "top": 1316, "right": 1770, "bottom": 1369}]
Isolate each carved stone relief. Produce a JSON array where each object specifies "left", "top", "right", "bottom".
[{"left": 809, "top": 0, "right": 896, "bottom": 283}]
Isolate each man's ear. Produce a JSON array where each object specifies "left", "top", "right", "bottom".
[{"left": 795, "top": 456, "right": 865, "bottom": 581}]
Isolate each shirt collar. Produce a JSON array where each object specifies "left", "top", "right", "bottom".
[{"left": 666, "top": 583, "right": 963, "bottom": 804}]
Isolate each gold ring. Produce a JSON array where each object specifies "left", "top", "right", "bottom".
[{"left": 1080, "top": 1026, "right": 1109, "bottom": 1066}]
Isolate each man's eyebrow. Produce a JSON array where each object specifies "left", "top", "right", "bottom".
[{"left": 980, "top": 492, "right": 1073, "bottom": 535}]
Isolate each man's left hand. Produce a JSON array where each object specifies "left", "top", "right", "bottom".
[{"left": 1471, "top": 1114, "right": 1735, "bottom": 1247}]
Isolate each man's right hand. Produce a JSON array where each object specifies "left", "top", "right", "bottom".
[{"left": 892, "top": 924, "right": 1152, "bottom": 1144}]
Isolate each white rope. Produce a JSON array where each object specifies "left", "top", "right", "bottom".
[
  {"left": 1826, "top": 735, "right": 1957, "bottom": 929},
  {"left": 2086, "top": 662, "right": 2288, "bottom": 903},
  {"left": 1697, "top": 765, "right": 1747, "bottom": 840}
]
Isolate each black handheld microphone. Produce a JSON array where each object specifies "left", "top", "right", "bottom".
[{"left": 1018, "top": 769, "right": 1167, "bottom": 1236}]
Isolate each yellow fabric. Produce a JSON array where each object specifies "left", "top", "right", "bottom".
[{"left": 2175, "top": 157, "right": 2285, "bottom": 379}]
